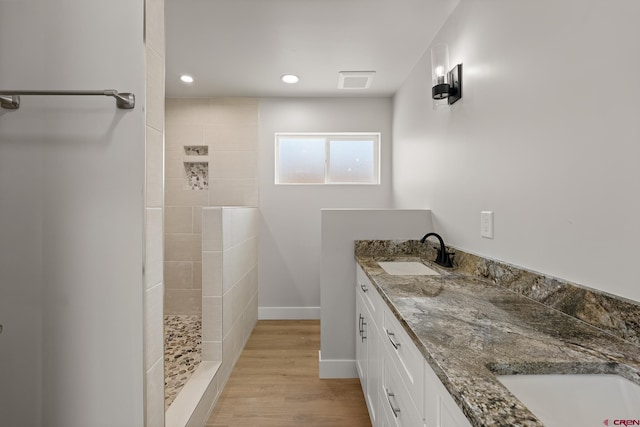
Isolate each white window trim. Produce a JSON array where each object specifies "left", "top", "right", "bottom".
[{"left": 275, "top": 132, "right": 381, "bottom": 185}]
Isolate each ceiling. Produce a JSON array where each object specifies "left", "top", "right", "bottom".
[{"left": 165, "top": 0, "right": 459, "bottom": 98}]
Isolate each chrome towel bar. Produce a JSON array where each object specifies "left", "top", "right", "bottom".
[{"left": 0, "top": 89, "right": 135, "bottom": 110}]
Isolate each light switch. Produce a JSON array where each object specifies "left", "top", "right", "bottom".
[{"left": 481, "top": 211, "right": 494, "bottom": 239}]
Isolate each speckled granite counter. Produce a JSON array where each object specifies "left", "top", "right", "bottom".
[{"left": 355, "top": 242, "right": 640, "bottom": 427}]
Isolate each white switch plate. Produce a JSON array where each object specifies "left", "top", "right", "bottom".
[{"left": 481, "top": 211, "right": 494, "bottom": 239}]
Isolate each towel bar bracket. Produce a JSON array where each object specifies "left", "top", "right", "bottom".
[{"left": 0, "top": 95, "right": 19, "bottom": 109}]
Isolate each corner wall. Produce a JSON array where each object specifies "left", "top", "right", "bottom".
[{"left": 392, "top": 0, "right": 640, "bottom": 302}]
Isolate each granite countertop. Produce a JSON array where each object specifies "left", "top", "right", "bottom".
[{"left": 356, "top": 254, "right": 640, "bottom": 427}]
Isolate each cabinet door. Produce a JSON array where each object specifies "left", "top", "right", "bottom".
[
  {"left": 440, "top": 394, "right": 471, "bottom": 427},
  {"left": 424, "top": 360, "right": 472, "bottom": 427},
  {"left": 356, "top": 291, "right": 367, "bottom": 384},
  {"left": 366, "top": 313, "right": 380, "bottom": 425}
]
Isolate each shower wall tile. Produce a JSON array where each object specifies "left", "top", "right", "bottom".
[
  {"left": 165, "top": 124, "right": 205, "bottom": 150},
  {"left": 244, "top": 293, "right": 259, "bottom": 343},
  {"left": 164, "top": 261, "right": 192, "bottom": 289},
  {"left": 222, "top": 209, "right": 233, "bottom": 250},
  {"left": 145, "top": 208, "right": 163, "bottom": 290},
  {"left": 202, "top": 341, "right": 222, "bottom": 362},
  {"left": 165, "top": 206, "right": 193, "bottom": 233},
  {"left": 208, "top": 179, "right": 258, "bottom": 207},
  {"left": 146, "top": 47, "right": 165, "bottom": 132},
  {"left": 202, "top": 208, "right": 224, "bottom": 364},
  {"left": 220, "top": 207, "right": 258, "bottom": 344},
  {"left": 209, "top": 98, "right": 259, "bottom": 125},
  {"left": 145, "top": 127, "right": 164, "bottom": 208},
  {"left": 202, "top": 252, "right": 222, "bottom": 297},
  {"left": 235, "top": 208, "right": 257, "bottom": 243},
  {"left": 145, "top": 0, "right": 164, "bottom": 56},
  {"left": 209, "top": 151, "right": 257, "bottom": 180},
  {"left": 192, "top": 207, "right": 202, "bottom": 233},
  {"left": 202, "top": 208, "right": 222, "bottom": 251},
  {"left": 192, "top": 261, "right": 202, "bottom": 289},
  {"left": 165, "top": 289, "right": 201, "bottom": 315},
  {"left": 166, "top": 98, "right": 211, "bottom": 125},
  {"left": 231, "top": 275, "right": 248, "bottom": 326},
  {"left": 202, "top": 296, "right": 222, "bottom": 342},
  {"left": 144, "top": 282, "right": 164, "bottom": 367},
  {"left": 204, "top": 123, "right": 258, "bottom": 151},
  {"left": 222, "top": 288, "right": 233, "bottom": 338},
  {"left": 146, "top": 356, "right": 165, "bottom": 427},
  {"left": 164, "top": 150, "right": 184, "bottom": 179},
  {"left": 165, "top": 178, "right": 209, "bottom": 207},
  {"left": 165, "top": 233, "right": 202, "bottom": 262}
]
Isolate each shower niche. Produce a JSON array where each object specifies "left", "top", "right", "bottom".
[{"left": 183, "top": 146, "right": 208, "bottom": 190}]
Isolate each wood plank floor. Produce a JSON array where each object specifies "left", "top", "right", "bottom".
[{"left": 206, "top": 320, "right": 371, "bottom": 427}]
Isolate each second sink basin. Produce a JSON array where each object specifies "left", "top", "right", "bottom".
[
  {"left": 377, "top": 261, "right": 440, "bottom": 276},
  {"left": 497, "top": 374, "right": 640, "bottom": 426}
]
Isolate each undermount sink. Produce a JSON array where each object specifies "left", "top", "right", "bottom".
[
  {"left": 377, "top": 261, "right": 440, "bottom": 276},
  {"left": 497, "top": 374, "right": 640, "bottom": 426}
]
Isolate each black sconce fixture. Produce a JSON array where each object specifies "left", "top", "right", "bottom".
[{"left": 431, "top": 43, "right": 462, "bottom": 106}]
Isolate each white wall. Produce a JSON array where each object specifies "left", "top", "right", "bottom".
[
  {"left": 258, "top": 98, "right": 393, "bottom": 318},
  {"left": 0, "top": 1, "right": 146, "bottom": 425},
  {"left": 392, "top": 0, "right": 640, "bottom": 302}
]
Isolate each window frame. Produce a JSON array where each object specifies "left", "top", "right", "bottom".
[{"left": 275, "top": 132, "right": 381, "bottom": 185}]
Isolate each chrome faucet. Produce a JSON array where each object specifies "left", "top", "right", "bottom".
[{"left": 419, "top": 232, "right": 454, "bottom": 268}]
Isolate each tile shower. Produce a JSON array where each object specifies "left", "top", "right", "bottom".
[
  {"left": 165, "top": 207, "right": 259, "bottom": 425},
  {"left": 164, "top": 98, "right": 259, "bottom": 424}
]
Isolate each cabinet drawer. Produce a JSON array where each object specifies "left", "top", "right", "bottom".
[
  {"left": 381, "top": 355, "right": 424, "bottom": 427},
  {"left": 356, "top": 264, "right": 383, "bottom": 326},
  {"left": 383, "top": 309, "right": 424, "bottom": 410}
]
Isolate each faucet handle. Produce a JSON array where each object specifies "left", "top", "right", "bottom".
[{"left": 436, "top": 249, "right": 455, "bottom": 268}]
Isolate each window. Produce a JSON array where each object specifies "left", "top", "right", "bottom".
[{"left": 275, "top": 133, "right": 380, "bottom": 184}]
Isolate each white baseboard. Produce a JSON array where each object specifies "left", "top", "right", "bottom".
[
  {"left": 258, "top": 306, "right": 320, "bottom": 320},
  {"left": 318, "top": 350, "right": 358, "bottom": 379}
]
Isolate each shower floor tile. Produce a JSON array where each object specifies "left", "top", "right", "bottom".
[{"left": 164, "top": 315, "right": 202, "bottom": 409}]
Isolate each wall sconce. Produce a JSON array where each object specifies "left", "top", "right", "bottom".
[{"left": 431, "top": 43, "right": 462, "bottom": 106}]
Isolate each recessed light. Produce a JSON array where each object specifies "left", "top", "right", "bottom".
[
  {"left": 180, "top": 75, "right": 194, "bottom": 83},
  {"left": 281, "top": 74, "right": 299, "bottom": 84}
]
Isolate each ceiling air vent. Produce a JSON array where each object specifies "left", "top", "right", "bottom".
[{"left": 337, "top": 71, "right": 375, "bottom": 90}]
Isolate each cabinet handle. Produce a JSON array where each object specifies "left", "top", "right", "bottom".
[
  {"left": 386, "top": 329, "right": 401, "bottom": 349},
  {"left": 386, "top": 388, "right": 401, "bottom": 418},
  {"left": 358, "top": 314, "right": 364, "bottom": 336},
  {"left": 360, "top": 283, "right": 368, "bottom": 293},
  {"left": 361, "top": 320, "right": 367, "bottom": 342}
]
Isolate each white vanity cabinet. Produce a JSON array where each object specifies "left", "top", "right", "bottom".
[
  {"left": 356, "top": 265, "right": 383, "bottom": 425},
  {"left": 356, "top": 262, "right": 472, "bottom": 427}
]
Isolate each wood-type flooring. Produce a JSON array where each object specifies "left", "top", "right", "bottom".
[{"left": 206, "top": 320, "right": 371, "bottom": 427}]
